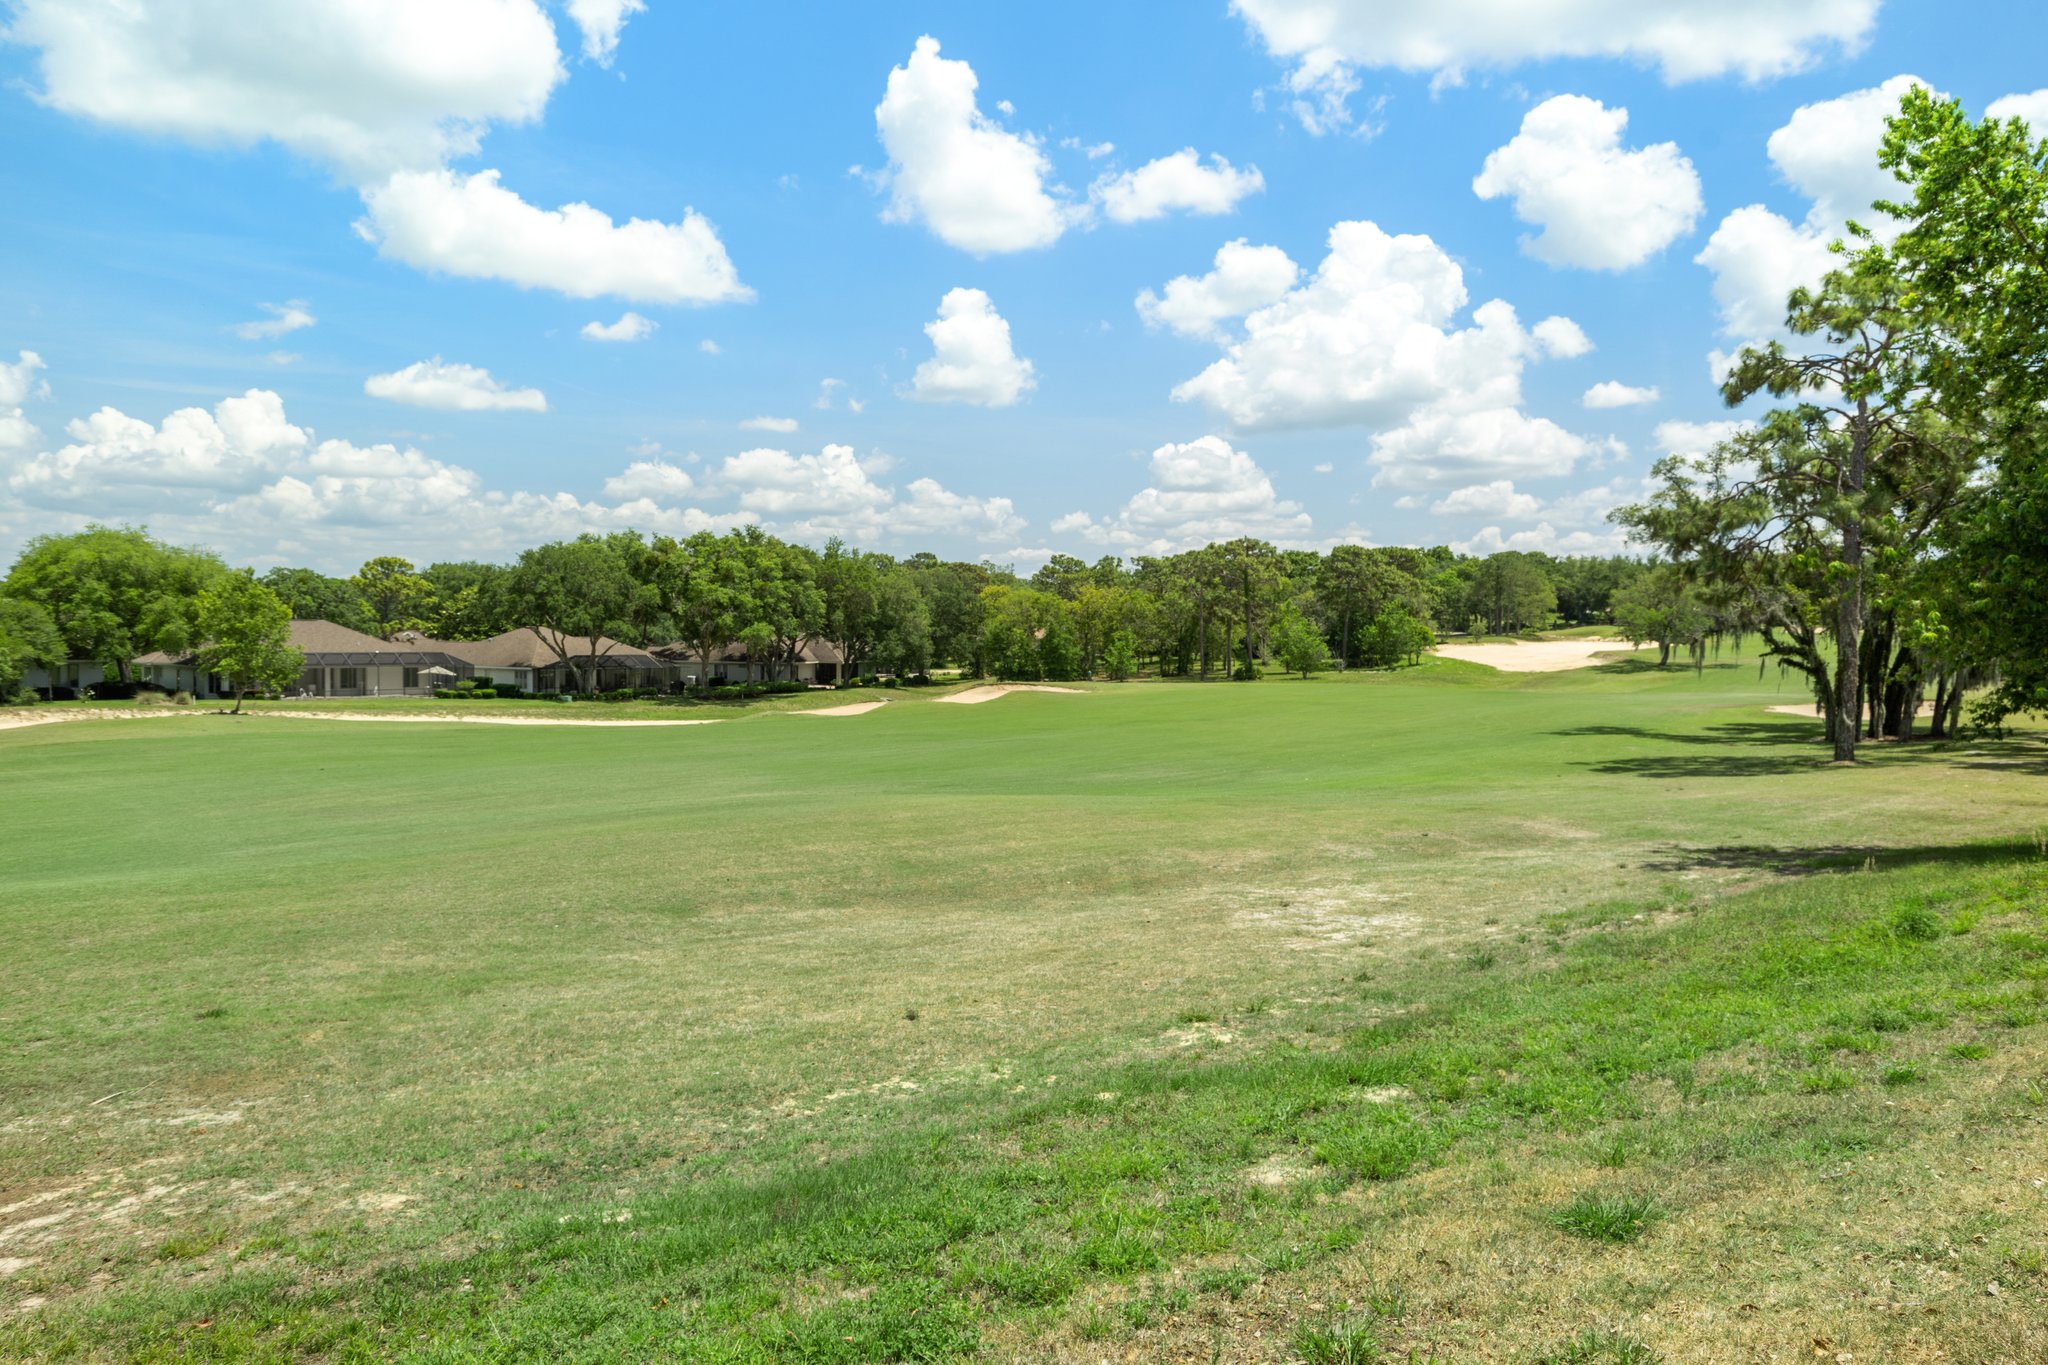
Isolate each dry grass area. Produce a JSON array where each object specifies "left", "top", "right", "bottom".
[{"left": 3, "top": 654, "right": 2045, "bottom": 1361}]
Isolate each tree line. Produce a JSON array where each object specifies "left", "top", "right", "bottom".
[{"left": 1, "top": 521, "right": 1660, "bottom": 701}]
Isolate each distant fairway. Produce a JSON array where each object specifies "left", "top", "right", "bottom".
[{"left": 4, "top": 651, "right": 2045, "bottom": 1362}]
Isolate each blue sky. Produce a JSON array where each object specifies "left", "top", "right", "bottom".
[{"left": 1, "top": 1, "right": 2042, "bottom": 574}]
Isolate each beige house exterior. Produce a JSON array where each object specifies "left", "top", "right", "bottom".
[
  {"left": 134, "top": 620, "right": 477, "bottom": 698},
  {"left": 394, "top": 629, "right": 678, "bottom": 693}
]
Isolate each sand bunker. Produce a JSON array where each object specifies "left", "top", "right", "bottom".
[
  {"left": 0, "top": 708, "right": 195, "bottom": 732},
  {"left": 936, "top": 685, "right": 1084, "bottom": 705},
  {"left": 1766, "top": 702, "right": 1935, "bottom": 719},
  {"left": 793, "top": 700, "right": 888, "bottom": 716},
  {"left": 1432, "top": 639, "right": 1633, "bottom": 672}
]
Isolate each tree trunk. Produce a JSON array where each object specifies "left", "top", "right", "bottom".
[
  {"left": 1831, "top": 409, "right": 1869, "bottom": 763},
  {"left": 1929, "top": 672, "right": 1951, "bottom": 739},
  {"left": 1657, "top": 639, "right": 1671, "bottom": 667},
  {"left": 232, "top": 685, "right": 245, "bottom": 715},
  {"left": 1340, "top": 607, "right": 1353, "bottom": 669},
  {"left": 1197, "top": 601, "right": 1210, "bottom": 680},
  {"left": 1243, "top": 581, "right": 1255, "bottom": 681}
]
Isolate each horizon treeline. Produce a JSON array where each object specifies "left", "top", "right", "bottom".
[{"left": 0, "top": 521, "right": 1655, "bottom": 693}]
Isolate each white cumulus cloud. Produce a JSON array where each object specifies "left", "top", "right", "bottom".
[
  {"left": 1453, "top": 522, "right": 1630, "bottom": 557},
  {"left": 357, "top": 168, "right": 749, "bottom": 305},
  {"left": 1092, "top": 150, "right": 1265, "bottom": 223},
  {"left": 1533, "top": 317, "right": 1594, "bottom": 359},
  {"left": 1369, "top": 407, "right": 1596, "bottom": 490},
  {"left": 601, "top": 459, "right": 695, "bottom": 501},
  {"left": 1163, "top": 222, "right": 1589, "bottom": 472},
  {"left": 1233, "top": 0, "right": 1876, "bottom": 110},
  {"left": 6, "top": 0, "right": 564, "bottom": 181},
  {"left": 232, "top": 301, "right": 317, "bottom": 341},
  {"left": 1654, "top": 418, "right": 1756, "bottom": 459},
  {"left": 872, "top": 36, "right": 1083, "bottom": 254},
  {"left": 364, "top": 358, "right": 547, "bottom": 413},
  {"left": 1988, "top": 90, "right": 2048, "bottom": 131},
  {"left": 1136, "top": 240, "right": 1302, "bottom": 342},
  {"left": 1584, "top": 381, "right": 1660, "bottom": 409},
  {"left": 1696, "top": 75, "right": 1931, "bottom": 343},
  {"left": 1473, "top": 95, "right": 1702, "bottom": 270},
  {"left": 1430, "top": 481, "right": 1542, "bottom": 519},
  {"left": 1, "top": 385, "right": 1024, "bottom": 564},
  {"left": 6, "top": 3, "right": 757, "bottom": 312},
  {"left": 739, "top": 416, "right": 799, "bottom": 433},
  {"left": 581, "top": 311, "right": 658, "bottom": 342},
  {"left": 0, "top": 351, "right": 48, "bottom": 455},
  {"left": 909, "top": 288, "right": 1036, "bottom": 407},
  {"left": 1056, "top": 436, "right": 1313, "bottom": 554},
  {"left": 565, "top": 0, "right": 646, "bottom": 66}
]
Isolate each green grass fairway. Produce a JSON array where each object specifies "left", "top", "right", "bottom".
[{"left": 4, "top": 652, "right": 2046, "bottom": 1362}]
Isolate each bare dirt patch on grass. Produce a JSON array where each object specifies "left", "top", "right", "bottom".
[
  {"left": 936, "top": 685, "right": 1085, "bottom": 704},
  {"left": 1433, "top": 639, "right": 1632, "bottom": 672},
  {"left": 793, "top": 700, "right": 889, "bottom": 716}
]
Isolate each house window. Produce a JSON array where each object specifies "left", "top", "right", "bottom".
[
  {"left": 336, "top": 667, "right": 365, "bottom": 691},
  {"left": 402, "top": 667, "right": 420, "bottom": 688}
]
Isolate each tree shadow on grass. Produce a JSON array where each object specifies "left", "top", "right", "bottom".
[
  {"left": 1638, "top": 840, "right": 2041, "bottom": 876},
  {"left": 1591, "top": 659, "right": 1744, "bottom": 675},
  {"left": 1555, "top": 723, "right": 2048, "bottom": 779},
  {"left": 1558, "top": 722, "right": 1823, "bottom": 750}
]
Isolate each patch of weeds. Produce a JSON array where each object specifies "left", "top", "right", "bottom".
[
  {"left": 1799, "top": 1066, "right": 1857, "bottom": 1094},
  {"left": 1879, "top": 1065, "right": 1923, "bottom": 1087},
  {"left": 1816, "top": 1030, "right": 1881, "bottom": 1054},
  {"left": 2003, "top": 1246, "right": 2045, "bottom": 1278},
  {"left": 1360, "top": 1284, "right": 1409, "bottom": 1319},
  {"left": 1194, "top": 1264, "right": 1256, "bottom": 1300},
  {"left": 1891, "top": 904, "right": 1945, "bottom": 942},
  {"left": 1120, "top": 1284, "right": 1190, "bottom": 1330},
  {"left": 1594, "top": 1133, "right": 1630, "bottom": 1169},
  {"left": 1864, "top": 1002, "right": 1926, "bottom": 1032},
  {"left": 1550, "top": 1191, "right": 1665, "bottom": 1244},
  {"left": 154, "top": 1226, "right": 231, "bottom": 1261},
  {"left": 1072, "top": 1304, "right": 1115, "bottom": 1341},
  {"left": 1250, "top": 1242, "right": 1310, "bottom": 1275},
  {"left": 1540, "top": 1329, "right": 1665, "bottom": 1364},
  {"left": 1463, "top": 946, "right": 1499, "bottom": 971},
  {"left": 1238, "top": 997, "right": 1273, "bottom": 1016},
  {"left": 1174, "top": 1009, "right": 1215, "bottom": 1026},
  {"left": 1310, "top": 1105, "right": 1444, "bottom": 1182},
  {"left": 194, "top": 1005, "right": 228, "bottom": 1020},
  {"left": 1949, "top": 1042, "right": 1993, "bottom": 1061},
  {"left": 1291, "top": 1315, "right": 1383, "bottom": 1364}
]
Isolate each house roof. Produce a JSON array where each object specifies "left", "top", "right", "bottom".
[
  {"left": 421, "top": 628, "right": 668, "bottom": 672},
  {"left": 650, "top": 638, "right": 845, "bottom": 665},
  {"left": 136, "top": 619, "right": 475, "bottom": 669}
]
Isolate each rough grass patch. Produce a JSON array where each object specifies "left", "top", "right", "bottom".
[
  {"left": 1291, "top": 1315, "right": 1383, "bottom": 1364},
  {"left": 1540, "top": 1329, "right": 1665, "bottom": 1364},
  {"left": 1799, "top": 1066, "right": 1858, "bottom": 1093},
  {"left": 1891, "top": 904, "right": 1946, "bottom": 942},
  {"left": 1310, "top": 1105, "right": 1443, "bottom": 1182},
  {"left": 1550, "top": 1191, "right": 1665, "bottom": 1244}
]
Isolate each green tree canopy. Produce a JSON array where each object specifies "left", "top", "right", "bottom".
[
  {"left": 4, "top": 525, "right": 225, "bottom": 681},
  {"left": 195, "top": 573, "right": 304, "bottom": 713}
]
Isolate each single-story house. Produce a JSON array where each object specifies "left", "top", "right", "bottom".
[
  {"left": 134, "top": 619, "right": 478, "bottom": 698},
  {"left": 398, "top": 629, "right": 679, "bottom": 694},
  {"left": 649, "top": 638, "right": 845, "bottom": 686},
  {"left": 22, "top": 659, "right": 109, "bottom": 698}
]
